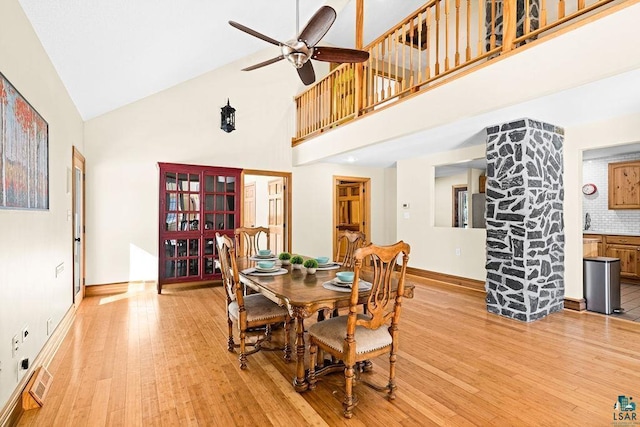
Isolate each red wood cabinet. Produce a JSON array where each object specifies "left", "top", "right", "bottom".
[{"left": 158, "top": 163, "right": 241, "bottom": 293}]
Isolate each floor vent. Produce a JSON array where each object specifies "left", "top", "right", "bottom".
[{"left": 22, "top": 366, "right": 53, "bottom": 410}]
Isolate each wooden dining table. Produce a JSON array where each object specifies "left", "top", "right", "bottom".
[{"left": 236, "top": 257, "right": 415, "bottom": 392}]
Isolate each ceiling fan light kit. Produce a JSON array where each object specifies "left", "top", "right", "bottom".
[{"left": 229, "top": 5, "right": 369, "bottom": 85}]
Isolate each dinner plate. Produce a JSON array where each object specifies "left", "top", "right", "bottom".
[
  {"left": 332, "top": 278, "right": 353, "bottom": 287},
  {"left": 255, "top": 266, "right": 279, "bottom": 273},
  {"left": 254, "top": 254, "right": 275, "bottom": 259},
  {"left": 318, "top": 262, "right": 336, "bottom": 268}
]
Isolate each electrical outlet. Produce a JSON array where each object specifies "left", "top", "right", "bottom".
[
  {"left": 47, "top": 318, "right": 53, "bottom": 336},
  {"left": 22, "top": 325, "right": 29, "bottom": 342},
  {"left": 12, "top": 335, "right": 19, "bottom": 358}
]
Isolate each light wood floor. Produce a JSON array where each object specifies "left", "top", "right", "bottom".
[{"left": 17, "top": 278, "right": 640, "bottom": 426}]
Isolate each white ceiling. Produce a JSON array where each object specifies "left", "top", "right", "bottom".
[{"left": 18, "top": 0, "right": 426, "bottom": 120}]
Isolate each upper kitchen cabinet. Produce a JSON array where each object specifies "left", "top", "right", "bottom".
[{"left": 608, "top": 160, "right": 640, "bottom": 209}]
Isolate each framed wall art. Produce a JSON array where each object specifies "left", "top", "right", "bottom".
[{"left": 0, "top": 71, "right": 49, "bottom": 210}]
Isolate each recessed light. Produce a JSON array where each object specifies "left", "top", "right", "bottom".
[{"left": 346, "top": 156, "right": 357, "bottom": 163}]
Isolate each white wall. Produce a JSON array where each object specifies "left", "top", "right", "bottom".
[
  {"left": 291, "top": 162, "right": 392, "bottom": 259},
  {"left": 83, "top": 54, "right": 301, "bottom": 284},
  {"left": 397, "top": 145, "right": 487, "bottom": 281},
  {"left": 0, "top": 0, "right": 84, "bottom": 408}
]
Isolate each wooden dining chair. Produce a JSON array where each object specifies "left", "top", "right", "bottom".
[
  {"left": 235, "top": 226, "right": 270, "bottom": 257},
  {"left": 307, "top": 240, "right": 410, "bottom": 418},
  {"left": 215, "top": 233, "right": 291, "bottom": 369},
  {"left": 335, "top": 230, "right": 366, "bottom": 268}
]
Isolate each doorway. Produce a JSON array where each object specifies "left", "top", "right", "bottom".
[
  {"left": 333, "top": 176, "right": 371, "bottom": 260},
  {"left": 241, "top": 170, "right": 292, "bottom": 254},
  {"left": 72, "top": 147, "right": 86, "bottom": 306}
]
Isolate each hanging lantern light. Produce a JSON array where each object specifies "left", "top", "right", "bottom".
[{"left": 220, "top": 99, "right": 236, "bottom": 133}]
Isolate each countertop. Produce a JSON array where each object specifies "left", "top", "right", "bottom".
[{"left": 583, "top": 230, "right": 640, "bottom": 237}]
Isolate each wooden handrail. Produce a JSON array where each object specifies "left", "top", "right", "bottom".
[{"left": 293, "top": 0, "right": 625, "bottom": 145}]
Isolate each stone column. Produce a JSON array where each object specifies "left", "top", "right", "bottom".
[{"left": 485, "top": 118, "right": 564, "bottom": 322}]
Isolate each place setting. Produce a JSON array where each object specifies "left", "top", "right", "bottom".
[
  {"left": 242, "top": 260, "right": 288, "bottom": 276},
  {"left": 249, "top": 249, "right": 279, "bottom": 261},
  {"left": 314, "top": 256, "right": 340, "bottom": 270},
  {"left": 322, "top": 271, "right": 372, "bottom": 292}
]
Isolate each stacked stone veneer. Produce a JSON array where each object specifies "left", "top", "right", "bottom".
[{"left": 485, "top": 119, "right": 565, "bottom": 322}]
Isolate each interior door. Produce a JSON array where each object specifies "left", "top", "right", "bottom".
[
  {"left": 333, "top": 177, "right": 369, "bottom": 260},
  {"left": 268, "top": 178, "right": 285, "bottom": 254},
  {"left": 244, "top": 182, "right": 256, "bottom": 227},
  {"left": 72, "top": 148, "right": 86, "bottom": 305}
]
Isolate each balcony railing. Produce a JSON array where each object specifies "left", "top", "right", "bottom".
[{"left": 293, "top": 0, "right": 616, "bottom": 145}]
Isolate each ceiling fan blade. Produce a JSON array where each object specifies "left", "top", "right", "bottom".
[
  {"left": 242, "top": 55, "right": 285, "bottom": 71},
  {"left": 297, "top": 61, "right": 316, "bottom": 85},
  {"left": 312, "top": 46, "right": 370, "bottom": 63},
  {"left": 298, "top": 6, "right": 336, "bottom": 47},
  {"left": 229, "top": 21, "right": 282, "bottom": 47}
]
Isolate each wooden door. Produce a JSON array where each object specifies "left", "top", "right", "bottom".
[
  {"left": 244, "top": 182, "right": 256, "bottom": 227},
  {"left": 333, "top": 177, "right": 370, "bottom": 261},
  {"left": 268, "top": 178, "right": 284, "bottom": 254},
  {"left": 72, "top": 147, "right": 85, "bottom": 306}
]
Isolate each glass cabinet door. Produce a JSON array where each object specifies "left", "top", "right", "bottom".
[{"left": 158, "top": 163, "right": 240, "bottom": 292}]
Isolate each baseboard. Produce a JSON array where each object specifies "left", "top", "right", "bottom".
[
  {"left": 564, "top": 297, "right": 587, "bottom": 311},
  {"left": 85, "top": 280, "right": 220, "bottom": 297},
  {"left": 0, "top": 305, "right": 76, "bottom": 427},
  {"left": 405, "top": 267, "right": 485, "bottom": 293}
]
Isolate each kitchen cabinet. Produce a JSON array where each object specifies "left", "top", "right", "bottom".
[
  {"left": 604, "top": 235, "right": 640, "bottom": 280},
  {"left": 583, "top": 234, "right": 605, "bottom": 257},
  {"left": 608, "top": 160, "right": 640, "bottom": 209}
]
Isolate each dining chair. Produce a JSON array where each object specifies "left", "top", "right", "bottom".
[
  {"left": 335, "top": 230, "right": 366, "bottom": 268},
  {"left": 307, "top": 240, "right": 410, "bottom": 418},
  {"left": 318, "top": 230, "right": 367, "bottom": 322},
  {"left": 235, "top": 226, "right": 270, "bottom": 257},
  {"left": 215, "top": 233, "right": 291, "bottom": 369}
]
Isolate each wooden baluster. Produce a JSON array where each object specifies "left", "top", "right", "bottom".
[
  {"left": 435, "top": 0, "right": 441, "bottom": 75},
  {"left": 578, "top": 0, "right": 585, "bottom": 10},
  {"left": 445, "top": 0, "right": 450, "bottom": 71},
  {"left": 367, "top": 48, "right": 373, "bottom": 108},
  {"left": 409, "top": 17, "right": 414, "bottom": 87},
  {"left": 524, "top": 0, "right": 531, "bottom": 35},
  {"left": 426, "top": 7, "right": 431, "bottom": 80},
  {"left": 466, "top": 0, "right": 471, "bottom": 60},
  {"left": 490, "top": 0, "right": 496, "bottom": 50},
  {"left": 477, "top": 0, "right": 483, "bottom": 54},
  {"left": 501, "top": 0, "right": 516, "bottom": 52},
  {"left": 355, "top": 0, "right": 363, "bottom": 117},
  {"left": 541, "top": 0, "right": 547, "bottom": 27},
  {"left": 558, "top": 0, "right": 565, "bottom": 19},
  {"left": 387, "top": 35, "right": 392, "bottom": 100},
  {"left": 401, "top": 22, "right": 406, "bottom": 92},
  {"left": 455, "top": 0, "right": 461, "bottom": 66},
  {"left": 395, "top": 28, "right": 400, "bottom": 94},
  {"left": 417, "top": 15, "right": 422, "bottom": 84}
]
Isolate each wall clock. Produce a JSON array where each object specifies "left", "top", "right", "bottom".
[{"left": 582, "top": 183, "right": 597, "bottom": 195}]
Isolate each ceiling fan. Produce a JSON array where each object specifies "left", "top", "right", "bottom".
[{"left": 229, "top": 4, "right": 369, "bottom": 85}]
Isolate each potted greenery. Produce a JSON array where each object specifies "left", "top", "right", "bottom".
[
  {"left": 303, "top": 258, "right": 318, "bottom": 274},
  {"left": 291, "top": 255, "right": 304, "bottom": 270},
  {"left": 278, "top": 252, "right": 291, "bottom": 265}
]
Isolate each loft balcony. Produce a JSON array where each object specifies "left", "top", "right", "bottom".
[{"left": 292, "top": 0, "right": 633, "bottom": 156}]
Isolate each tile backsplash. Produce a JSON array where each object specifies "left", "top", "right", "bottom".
[{"left": 582, "top": 152, "right": 640, "bottom": 234}]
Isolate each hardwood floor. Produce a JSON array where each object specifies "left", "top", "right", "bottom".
[{"left": 17, "top": 279, "right": 640, "bottom": 426}]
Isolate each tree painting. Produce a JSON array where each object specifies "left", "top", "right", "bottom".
[{"left": 0, "top": 72, "right": 48, "bottom": 209}]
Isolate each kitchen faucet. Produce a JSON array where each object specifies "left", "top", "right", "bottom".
[{"left": 585, "top": 212, "right": 591, "bottom": 231}]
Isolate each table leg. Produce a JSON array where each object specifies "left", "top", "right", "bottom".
[{"left": 292, "top": 315, "right": 309, "bottom": 392}]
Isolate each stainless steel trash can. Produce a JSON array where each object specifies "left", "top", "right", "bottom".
[{"left": 583, "top": 257, "right": 621, "bottom": 314}]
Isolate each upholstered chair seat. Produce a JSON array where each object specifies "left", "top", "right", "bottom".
[
  {"left": 229, "top": 294, "right": 289, "bottom": 323},
  {"left": 308, "top": 314, "right": 392, "bottom": 354}
]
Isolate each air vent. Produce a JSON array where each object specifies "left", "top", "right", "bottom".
[{"left": 22, "top": 366, "right": 53, "bottom": 410}]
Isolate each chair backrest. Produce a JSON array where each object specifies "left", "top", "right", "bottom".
[
  {"left": 349, "top": 241, "right": 410, "bottom": 332},
  {"left": 235, "top": 226, "right": 270, "bottom": 257},
  {"left": 335, "top": 230, "right": 366, "bottom": 268},
  {"left": 216, "top": 233, "right": 243, "bottom": 307}
]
